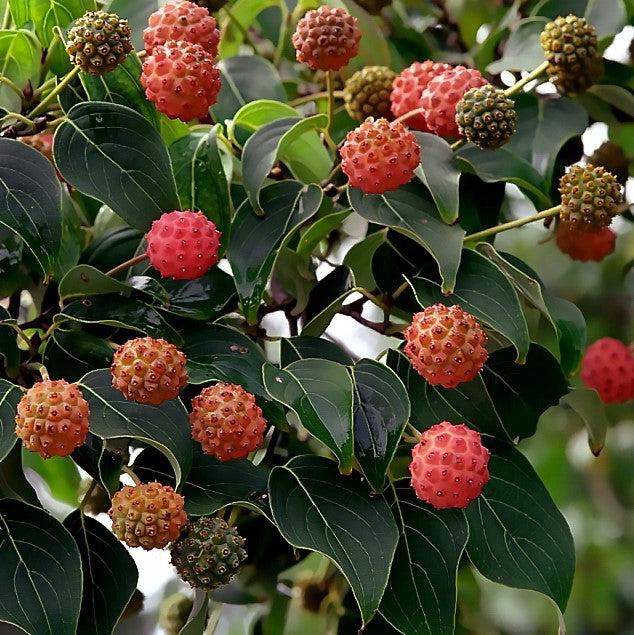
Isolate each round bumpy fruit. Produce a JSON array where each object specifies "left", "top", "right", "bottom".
[
  {"left": 146, "top": 210, "right": 221, "bottom": 280},
  {"left": 111, "top": 337, "right": 188, "bottom": 405},
  {"left": 404, "top": 304, "right": 488, "bottom": 389},
  {"left": 340, "top": 117, "right": 420, "bottom": 194},
  {"left": 141, "top": 41, "right": 221, "bottom": 121},
  {"left": 109, "top": 482, "right": 187, "bottom": 550},
  {"left": 555, "top": 222, "right": 616, "bottom": 262},
  {"left": 189, "top": 383, "right": 267, "bottom": 461},
  {"left": 390, "top": 61, "right": 452, "bottom": 130},
  {"left": 455, "top": 84, "right": 516, "bottom": 149},
  {"left": 353, "top": 0, "right": 392, "bottom": 14},
  {"left": 589, "top": 141, "right": 629, "bottom": 186},
  {"left": 558, "top": 164, "right": 624, "bottom": 231},
  {"left": 15, "top": 380, "right": 90, "bottom": 459},
  {"left": 20, "top": 133, "right": 54, "bottom": 163},
  {"left": 292, "top": 6, "right": 361, "bottom": 71},
  {"left": 144, "top": 0, "right": 220, "bottom": 57},
  {"left": 409, "top": 422, "right": 490, "bottom": 509},
  {"left": 171, "top": 516, "right": 247, "bottom": 590},
  {"left": 420, "top": 66, "right": 487, "bottom": 138},
  {"left": 344, "top": 66, "right": 396, "bottom": 122},
  {"left": 581, "top": 338, "right": 634, "bottom": 403},
  {"left": 66, "top": 11, "right": 132, "bottom": 76},
  {"left": 540, "top": 15, "right": 602, "bottom": 94}
]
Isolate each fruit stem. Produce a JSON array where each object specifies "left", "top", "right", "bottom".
[
  {"left": 504, "top": 60, "right": 549, "bottom": 97},
  {"left": 450, "top": 139, "right": 466, "bottom": 151},
  {"left": 0, "top": 76, "right": 25, "bottom": 100},
  {"left": 227, "top": 506, "right": 241, "bottom": 526},
  {"left": 79, "top": 479, "right": 97, "bottom": 513},
  {"left": 290, "top": 90, "right": 344, "bottom": 108},
  {"left": 392, "top": 107, "right": 426, "bottom": 126},
  {"left": 326, "top": 70, "right": 335, "bottom": 134},
  {"left": 463, "top": 204, "right": 562, "bottom": 243},
  {"left": 391, "top": 280, "right": 410, "bottom": 301},
  {"left": 352, "top": 286, "right": 391, "bottom": 314},
  {"left": 32, "top": 76, "right": 57, "bottom": 99},
  {"left": 10, "top": 324, "right": 35, "bottom": 352},
  {"left": 221, "top": 5, "right": 260, "bottom": 55},
  {"left": 105, "top": 253, "right": 149, "bottom": 278},
  {"left": 321, "top": 162, "right": 342, "bottom": 186},
  {"left": 122, "top": 465, "right": 141, "bottom": 486},
  {"left": 273, "top": 0, "right": 290, "bottom": 67},
  {"left": 29, "top": 65, "right": 81, "bottom": 118},
  {"left": 26, "top": 362, "right": 50, "bottom": 381},
  {"left": 0, "top": 112, "right": 35, "bottom": 128}
]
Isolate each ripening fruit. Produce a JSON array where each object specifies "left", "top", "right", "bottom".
[
  {"left": 343, "top": 66, "right": 397, "bottom": 122},
  {"left": 109, "top": 481, "right": 187, "bottom": 550},
  {"left": 141, "top": 41, "right": 221, "bottom": 121},
  {"left": 20, "top": 133, "right": 54, "bottom": 163},
  {"left": 558, "top": 164, "right": 624, "bottom": 231},
  {"left": 455, "top": 84, "right": 517, "bottom": 149},
  {"left": 292, "top": 6, "right": 361, "bottom": 71},
  {"left": 390, "top": 61, "right": 452, "bottom": 130},
  {"left": 420, "top": 66, "right": 487, "bottom": 138},
  {"left": 581, "top": 338, "right": 634, "bottom": 403},
  {"left": 189, "top": 383, "right": 267, "bottom": 461},
  {"left": 111, "top": 337, "right": 188, "bottom": 405},
  {"left": 555, "top": 222, "right": 616, "bottom": 262},
  {"left": 540, "top": 15, "right": 602, "bottom": 94},
  {"left": 66, "top": 10, "right": 133, "bottom": 76},
  {"left": 409, "top": 421, "right": 490, "bottom": 509},
  {"left": 171, "top": 516, "right": 248, "bottom": 590},
  {"left": 15, "top": 380, "right": 90, "bottom": 459},
  {"left": 143, "top": 0, "right": 220, "bottom": 57},
  {"left": 146, "top": 210, "right": 221, "bottom": 280},
  {"left": 588, "top": 141, "right": 630, "bottom": 186},
  {"left": 339, "top": 117, "right": 420, "bottom": 194},
  {"left": 404, "top": 304, "right": 488, "bottom": 389}
]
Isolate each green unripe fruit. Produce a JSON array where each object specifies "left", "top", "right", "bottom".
[
  {"left": 344, "top": 66, "right": 396, "bottom": 122},
  {"left": 170, "top": 516, "right": 247, "bottom": 591},
  {"left": 353, "top": 0, "right": 392, "bottom": 15},
  {"left": 66, "top": 11, "right": 133, "bottom": 76},
  {"left": 589, "top": 141, "right": 629, "bottom": 186},
  {"left": 455, "top": 84, "right": 517, "bottom": 149},
  {"left": 159, "top": 593, "right": 193, "bottom": 635}
]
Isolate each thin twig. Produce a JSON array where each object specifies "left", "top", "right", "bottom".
[{"left": 105, "top": 253, "right": 149, "bottom": 278}]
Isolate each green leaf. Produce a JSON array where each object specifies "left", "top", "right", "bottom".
[
  {"left": 228, "top": 181, "right": 323, "bottom": 324},
  {"left": 380, "top": 480, "right": 469, "bottom": 635},
  {"left": 169, "top": 128, "right": 232, "bottom": 251},
  {"left": 22, "top": 452, "right": 81, "bottom": 506},
  {"left": 230, "top": 99, "right": 297, "bottom": 141},
  {"left": 108, "top": 0, "right": 158, "bottom": 50},
  {"left": 64, "top": 510, "right": 138, "bottom": 635},
  {"left": 219, "top": 0, "right": 280, "bottom": 58},
  {"left": 72, "top": 433, "right": 123, "bottom": 496},
  {"left": 486, "top": 17, "right": 548, "bottom": 73},
  {"left": 182, "top": 445, "right": 270, "bottom": 517},
  {"left": 559, "top": 389, "right": 608, "bottom": 456},
  {"left": 532, "top": 0, "right": 627, "bottom": 38},
  {"left": 179, "top": 593, "right": 210, "bottom": 635},
  {"left": 352, "top": 359, "right": 409, "bottom": 492},
  {"left": 297, "top": 208, "right": 352, "bottom": 258},
  {"left": 0, "top": 29, "right": 40, "bottom": 112},
  {"left": 466, "top": 441, "right": 575, "bottom": 615},
  {"left": 343, "top": 229, "right": 387, "bottom": 291},
  {"left": 0, "top": 317, "right": 20, "bottom": 380},
  {"left": 269, "top": 455, "right": 398, "bottom": 624},
  {"left": 273, "top": 247, "right": 317, "bottom": 315},
  {"left": 0, "top": 499, "right": 82, "bottom": 635},
  {"left": 54, "top": 102, "right": 179, "bottom": 232},
  {"left": 414, "top": 133, "right": 461, "bottom": 224},
  {"left": 348, "top": 182, "right": 465, "bottom": 293},
  {"left": 302, "top": 265, "right": 354, "bottom": 336},
  {"left": 263, "top": 359, "right": 355, "bottom": 472},
  {"left": 409, "top": 248, "right": 530, "bottom": 363},
  {"left": 78, "top": 369, "right": 193, "bottom": 487},
  {"left": 281, "top": 336, "right": 353, "bottom": 367},
  {"left": 59, "top": 264, "right": 130, "bottom": 301},
  {"left": 211, "top": 56, "right": 286, "bottom": 123},
  {"left": 0, "top": 138, "right": 62, "bottom": 275},
  {"left": 242, "top": 116, "right": 329, "bottom": 210},
  {"left": 587, "top": 84, "right": 634, "bottom": 118},
  {"left": 0, "top": 441, "right": 39, "bottom": 506}
]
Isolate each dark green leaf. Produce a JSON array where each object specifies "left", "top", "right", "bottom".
[
  {"left": 108, "top": 0, "right": 158, "bottom": 50},
  {"left": 296, "top": 209, "right": 352, "bottom": 258},
  {"left": 343, "top": 229, "right": 388, "bottom": 291},
  {"left": 0, "top": 314, "right": 19, "bottom": 378},
  {"left": 64, "top": 510, "right": 138, "bottom": 635},
  {"left": 59, "top": 264, "right": 130, "bottom": 301},
  {"left": 0, "top": 442, "right": 39, "bottom": 506},
  {"left": 0, "top": 499, "right": 82, "bottom": 635},
  {"left": 559, "top": 389, "right": 608, "bottom": 456},
  {"left": 72, "top": 433, "right": 124, "bottom": 496},
  {"left": 281, "top": 336, "right": 353, "bottom": 367}
]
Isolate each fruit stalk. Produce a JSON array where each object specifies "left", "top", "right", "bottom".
[
  {"left": 504, "top": 60, "right": 549, "bottom": 97},
  {"left": 29, "top": 65, "right": 81, "bottom": 118},
  {"left": 105, "top": 253, "right": 149, "bottom": 278}
]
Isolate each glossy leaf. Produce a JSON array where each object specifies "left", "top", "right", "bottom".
[
  {"left": 78, "top": 369, "right": 193, "bottom": 487},
  {"left": 0, "top": 138, "right": 62, "bottom": 275},
  {"left": 559, "top": 389, "right": 608, "bottom": 456},
  {"left": 59, "top": 264, "right": 130, "bottom": 301},
  {"left": 0, "top": 442, "right": 40, "bottom": 506},
  {"left": 72, "top": 433, "right": 124, "bottom": 496},
  {"left": 22, "top": 452, "right": 81, "bottom": 507},
  {"left": 281, "top": 336, "right": 354, "bottom": 367},
  {"left": 0, "top": 499, "right": 82, "bottom": 635},
  {"left": 269, "top": 455, "right": 399, "bottom": 625},
  {"left": 0, "top": 29, "right": 40, "bottom": 112},
  {"left": 64, "top": 510, "right": 138, "bottom": 635},
  {"left": 263, "top": 359, "right": 355, "bottom": 472},
  {"left": 54, "top": 102, "right": 179, "bottom": 231},
  {"left": 0, "top": 379, "right": 20, "bottom": 463},
  {"left": 466, "top": 441, "right": 575, "bottom": 615}
]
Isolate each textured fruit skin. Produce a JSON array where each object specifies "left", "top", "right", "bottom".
[
  {"left": 555, "top": 222, "right": 616, "bottom": 262},
  {"left": 589, "top": 141, "right": 629, "bottom": 186},
  {"left": 581, "top": 338, "right": 634, "bottom": 403},
  {"left": 171, "top": 516, "right": 248, "bottom": 590},
  {"left": 404, "top": 304, "right": 488, "bottom": 389},
  {"left": 141, "top": 41, "right": 220, "bottom": 121},
  {"left": 409, "top": 422, "right": 490, "bottom": 509},
  {"left": 143, "top": 0, "right": 220, "bottom": 56},
  {"left": 390, "top": 61, "right": 452, "bottom": 130},
  {"left": 420, "top": 66, "right": 487, "bottom": 138},
  {"left": 20, "top": 133, "right": 54, "bottom": 163},
  {"left": 190, "top": 383, "right": 267, "bottom": 461},
  {"left": 146, "top": 210, "right": 221, "bottom": 280},
  {"left": 15, "top": 380, "right": 90, "bottom": 459},
  {"left": 339, "top": 117, "right": 420, "bottom": 194},
  {"left": 344, "top": 66, "right": 396, "bottom": 122},
  {"left": 540, "top": 15, "right": 602, "bottom": 94},
  {"left": 66, "top": 11, "right": 132, "bottom": 76},
  {"left": 559, "top": 164, "right": 624, "bottom": 231},
  {"left": 111, "top": 337, "right": 188, "bottom": 405},
  {"left": 109, "top": 482, "right": 187, "bottom": 550},
  {"left": 292, "top": 6, "right": 361, "bottom": 71},
  {"left": 353, "top": 0, "right": 392, "bottom": 14},
  {"left": 455, "top": 84, "right": 516, "bottom": 149}
]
